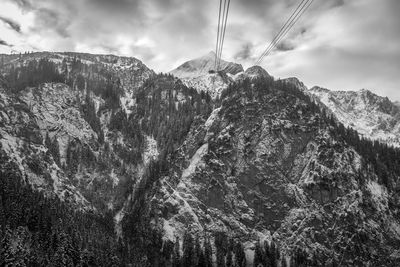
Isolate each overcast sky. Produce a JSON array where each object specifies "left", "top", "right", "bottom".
[{"left": 0, "top": 0, "right": 399, "bottom": 100}]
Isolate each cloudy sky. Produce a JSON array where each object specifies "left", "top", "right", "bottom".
[{"left": 0, "top": 0, "right": 399, "bottom": 100}]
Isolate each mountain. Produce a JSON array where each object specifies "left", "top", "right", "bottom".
[
  {"left": 130, "top": 77, "right": 400, "bottom": 266},
  {"left": 169, "top": 52, "right": 274, "bottom": 100},
  {"left": 1, "top": 51, "right": 400, "bottom": 266},
  {"left": 0, "top": 52, "right": 160, "bottom": 265},
  {"left": 309, "top": 87, "right": 400, "bottom": 147},
  {"left": 170, "top": 51, "right": 243, "bottom": 78},
  {"left": 0, "top": 52, "right": 155, "bottom": 207},
  {"left": 169, "top": 51, "right": 244, "bottom": 100},
  {"left": 244, "top": 65, "right": 271, "bottom": 79}
]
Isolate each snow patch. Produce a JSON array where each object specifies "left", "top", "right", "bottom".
[
  {"left": 367, "top": 181, "right": 388, "bottom": 212},
  {"left": 163, "top": 220, "right": 176, "bottom": 241},
  {"left": 181, "top": 143, "right": 208, "bottom": 179}
]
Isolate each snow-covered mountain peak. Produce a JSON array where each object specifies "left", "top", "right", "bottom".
[
  {"left": 169, "top": 52, "right": 243, "bottom": 99},
  {"left": 170, "top": 52, "right": 243, "bottom": 79},
  {"left": 244, "top": 65, "right": 271, "bottom": 79},
  {"left": 283, "top": 77, "right": 308, "bottom": 91}
]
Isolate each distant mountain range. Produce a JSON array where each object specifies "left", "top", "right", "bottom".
[
  {"left": 172, "top": 52, "right": 400, "bottom": 148},
  {"left": 309, "top": 87, "right": 400, "bottom": 147}
]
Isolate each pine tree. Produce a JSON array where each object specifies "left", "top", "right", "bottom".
[
  {"left": 197, "top": 246, "right": 206, "bottom": 267},
  {"left": 254, "top": 240, "right": 264, "bottom": 267},
  {"left": 45, "top": 131, "right": 51, "bottom": 146},
  {"left": 182, "top": 232, "right": 195, "bottom": 266},
  {"left": 61, "top": 58, "right": 69, "bottom": 82},
  {"left": 51, "top": 138, "right": 61, "bottom": 166},
  {"left": 234, "top": 242, "right": 246, "bottom": 267},
  {"left": 13, "top": 226, "right": 34, "bottom": 266},
  {"left": 268, "top": 241, "right": 278, "bottom": 267},
  {"left": 193, "top": 236, "right": 202, "bottom": 266},
  {"left": 172, "top": 237, "right": 181, "bottom": 267},
  {"left": 204, "top": 237, "right": 213, "bottom": 267},
  {"left": 215, "top": 232, "right": 228, "bottom": 267},
  {"left": 1, "top": 226, "right": 15, "bottom": 266},
  {"left": 281, "top": 257, "right": 287, "bottom": 267},
  {"left": 226, "top": 250, "right": 234, "bottom": 267}
]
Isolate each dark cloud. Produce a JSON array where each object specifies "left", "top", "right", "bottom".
[
  {"left": 275, "top": 40, "right": 296, "bottom": 52},
  {"left": 0, "top": 39, "right": 12, "bottom": 47},
  {"left": 234, "top": 43, "right": 254, "bottom": 60},
  {"left": 33, "top": 8, "right": 70, "bottom": 37},
  {"left": 332, "top": 0, "right": 345, "bottom": 8},
  {"left": 0, "top": 16, "right": 21, "bottom": 33},
  {"left": 12, "top": 0, "right": 33, "bottom": 10},
  {"left": 86, "top": 0, "right": 143, "bottom": 18}
]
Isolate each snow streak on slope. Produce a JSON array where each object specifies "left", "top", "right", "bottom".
[{"left": 181, "top": 143, "right": 208, "bottom": 179}]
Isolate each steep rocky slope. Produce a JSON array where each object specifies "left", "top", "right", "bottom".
[
  {"left": 309, "top": 87, "right": 400, "bottom": 147},
  {"left": 124, "top": 76, "right": 400, "bottom": 266},
  {"left": 0, "top": 86, "right": 88, "bottom": 206},
  {"left": 0, "top": 52, "right": 156, "bottom": 213},
  {"left": 281, "top": 77, "right": 400, "bottom": 148}
]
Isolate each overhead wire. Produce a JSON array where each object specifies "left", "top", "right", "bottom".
[
  {"left": 217, "top": 0, "right": 227, "bottom": 70},
  {"left": 214, "top": 0, "right": 223, "bottom": 70},
  {"left": 256, "top": 0, "right": 314, "bottom": 65},
  {"left": 217, "top": 0, "right": 231, "bottom": 71},
  {"left": 261, "top": 0, "right": 314, "bottom": 62},
  {"left": 256, "top": 0, "right": 308, "bottom": 65},
  {"left": 214, "top": 0, "right": 231, "bottom": 71},
  {"left": 256, "top": 0, "right": 313, "bottom": 64}
]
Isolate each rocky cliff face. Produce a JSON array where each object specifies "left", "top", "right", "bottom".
[
  {"left": 137, "top": 77, "right": 400, "bottom": 265},
  {"left": 309, "top": 87, "right": 400, "bottom": 147},
  {"left": 0, "top": 52, "right": 155, "bottom": 214},
  {"left": 0, "top": 86, "right": 89, "bottom": 206}
]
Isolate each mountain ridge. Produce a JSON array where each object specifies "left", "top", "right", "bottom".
[{"left": 308, "top": 86, "right": 400, "bottom": 147}]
